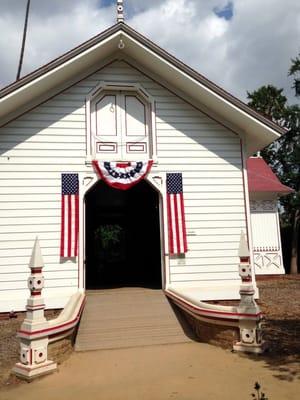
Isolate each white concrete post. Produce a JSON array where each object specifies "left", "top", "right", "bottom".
[
  {"left": 233, "top": 231, "right": 265, "bottom": 354},
  {"left": 13, "top": 237, "right": 57, "bottom": 380}
]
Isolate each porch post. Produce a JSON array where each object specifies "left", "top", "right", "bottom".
[
  {"left": 233, "top": 231, "right": 265, "bottom": 353},
  {"left": 13, "top": 237, "right": 57, "bottom": 380}
]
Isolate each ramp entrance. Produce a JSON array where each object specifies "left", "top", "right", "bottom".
[
  {"left": 85, "top": 180, "right": 162, "bottom": 289},
  {"left": 75, "top": 288, "right": 194, "bottom": 351}
]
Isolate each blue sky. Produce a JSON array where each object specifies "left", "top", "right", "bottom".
[
  {"left": 214, "top": 2, "right": 234, "bottom": 21},
  {"left": 0, "top": 0, "right": 299, "bottom": 103},
  {"left": 101, "top": 0, "right": 115, "bottom": 7}
]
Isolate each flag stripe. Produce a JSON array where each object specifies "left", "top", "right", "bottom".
[
  {"left": 166, "top": 194, "right": 174, "bottom": 254},
  {"left": 68, "top": 195, "right": 72, "bottom": 257},
  {"left": 74, "top": 194, "right": 79, "bottom": 257},
  {"left": 179, "top": 193, "right": 188, "bottom": 252},
  {"left": 173, "top": 194, "right": 181, "bottom": 254},
  {"left": 60, "top": 195, "right": 65, "bottom": 257},
  {"left": 166, "top": 173, "right": 187, "bottom": 255}
]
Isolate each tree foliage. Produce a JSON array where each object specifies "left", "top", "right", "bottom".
[
  {"left": 247, "top": 54, "right": 300, "bottom": 272},
  {"left": 247, "top": 68, "right": 300, "bottom": 226}
]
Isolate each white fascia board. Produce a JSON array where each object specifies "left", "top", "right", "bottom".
[
  {"left": 121, "top": 33, "right": 281, "bottom": 155},
  {"left": 0, "top": 32, "right": 121, "bottom": 121}
]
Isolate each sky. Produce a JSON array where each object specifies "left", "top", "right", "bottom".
[{"left": 0, "top": 0, "right": 299, "bottom": 104}]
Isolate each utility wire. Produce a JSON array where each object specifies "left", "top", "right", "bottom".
[{"left": 16, "top": 0, "right": 31, "bottom": 81}]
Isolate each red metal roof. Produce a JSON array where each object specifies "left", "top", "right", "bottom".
[{"left": 247, "top": 157, "right": 293, "bottom": 194}]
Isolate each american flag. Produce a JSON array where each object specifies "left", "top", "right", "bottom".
[
  {"left": 60, "top": 174, "right": 79, "bottom": 258},
  {"left": 166, "top": 173, "right": 188, "bottom": 255}
]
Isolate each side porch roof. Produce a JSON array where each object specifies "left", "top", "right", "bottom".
[{"left": 247, "top": 157, "right": 293, "bottom": 195}]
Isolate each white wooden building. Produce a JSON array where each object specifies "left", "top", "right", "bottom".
[
  {"left": 247, "top": 156, "right": 293, "bottom": 275},
  {"left": 0, "top": 22, "right": 285, "bottom": 313}
]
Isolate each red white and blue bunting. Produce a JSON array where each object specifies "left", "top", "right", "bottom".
[{"left": 92, "top": 160, "right": 153, "bottom": 190}]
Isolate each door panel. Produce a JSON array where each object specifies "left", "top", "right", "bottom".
[{"left": 94, "top": 91, "right": 150, "bottom": 159}]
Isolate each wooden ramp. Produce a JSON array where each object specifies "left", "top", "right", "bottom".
[{"left": 75, "top": 288, "right": 194, "bottom": 351}]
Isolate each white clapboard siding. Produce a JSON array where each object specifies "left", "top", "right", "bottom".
[
  {"left": 183, "top": 191, "right": 244, "bottom": 199},
  {"left": 0, "top": 165, "right": 87, "bottom": 172},
  {"left": 170, "top": 273, "right": 239, "bottom": 282},
  {"left": 0, "top": 279, "right": 78, "bottom": 291},
  {"left": 0, "top": 232, "right": 61, "bottom": 242},
  {"left": 170, "top": 266, "right": 238, "bottom": 274},
  {"left": 1, "top": 187, "right": 60, "bottom": 195},
  {"left": 0, "top": 202, "right": 59, "bottom": 210},
  {"left": 0, "top": 59, "right": 246, "bottom": 308},
  {"left": 156, "top": 164, "right": 241, "bottom": 172},
  {"left": 185, "top": 242, "right": 239, "bottom": 251},
  {"left": 0, "top": 134, "right": 85, "bottom": 143},
  {"left": 169, "top": 257, "right": 238, "bottom": 267},
  {"left": 157, "top": 139, "right": 237, "bottom": 148},
  {"left": 186, "top": 235, "right": 241, "bottom": 243},
  {"left": 0, "top": 255, "right": 75, "bottom": 266},
  {"left": 0, "top": 270, "right": 78, "bottom": 282},
  {"left": 0, "top": 224, "right": 60, "bottom": 234},
  {"left": 0, "top": 127, "right": 85, "bottom": 137},
  {"left": 186, "top": 220, "right": 246, "bottom": 229},
  {"left": 1, "top": 179, "right": 60, "bottom": 187},
  {"left": 185, "top": 227, "right": 245, "bottom": 235},
  {"left": 0, "top": 142, "right": 85, "bottom": 150},
  {"left": 8, "top": 119, "right": 86, "bottom": 129},
  {"left": 0, "top": 216, "right": 60, "bottom": 227},
  {"left": 20, "top": 112, "right": 85, "bottom": 122},
  {"left": 185, "top": 213, "right": 244, "bottom": 221},
  {"left": 0, "top": 208, "right": 59, "bottom": 217}
]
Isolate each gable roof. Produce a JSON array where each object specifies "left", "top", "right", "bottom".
[
  {"left": 0, "top": 22, "right": 285, "bottom": 155},
  {"left": 247, "top": 157, "right": 293, "bottom": 194}
]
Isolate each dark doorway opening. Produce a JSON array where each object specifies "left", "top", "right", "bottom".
[{"left": 85, "top": 180, "right": 162, "bottom": 289}]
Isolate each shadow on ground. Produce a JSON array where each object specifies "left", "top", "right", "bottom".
[{"left": 239, "top": 277, "right": 300, "bottom": 382}]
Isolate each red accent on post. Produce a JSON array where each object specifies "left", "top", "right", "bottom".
[
  {"left": 240, "top": 257, "right": 250, "bottom": 262},
  {"left": 31, "top": 268, "right": 42, "bottom": 274}
]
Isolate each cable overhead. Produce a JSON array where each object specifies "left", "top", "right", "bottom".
[{"left": 16, "top": 0, "right": 31, "bottom": 81}]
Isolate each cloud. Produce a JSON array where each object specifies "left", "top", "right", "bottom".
[{"left": 0, "top": 0, "right": 299, "bottom": 104}]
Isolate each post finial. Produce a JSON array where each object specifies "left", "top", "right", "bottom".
[
  {"left": 238, "top": 231, "right": 250, "bottom": 258},
  {"left": 117, "top": 0, "right": 124, "bottom": 23},
  {"left": 29, "top": 236, "right": 44, "bottom": 269}
]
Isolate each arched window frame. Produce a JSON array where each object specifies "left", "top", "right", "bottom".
[{"left": 86, "top": 81, "right": 157, "bottom": 162}]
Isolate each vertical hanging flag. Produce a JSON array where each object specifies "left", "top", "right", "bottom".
[
  {"left": 166, "top": 173, "right": 188, "bottom": 255},
  {"left": 60, "top": 174, "right": 79, "bottom": 258}
]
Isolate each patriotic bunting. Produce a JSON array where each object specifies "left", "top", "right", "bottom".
[
  {"left": 92, "top": 160, "right": 153, "bottom": 190},
  {"left": 166, "top": 173, "right": 188, "bottom": 255},
  {"left": 60, "top": 174, "right": 79, "bottom": 258}
]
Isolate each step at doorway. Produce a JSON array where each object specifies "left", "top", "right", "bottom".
[{"left": 75, "top": 288, "right": 195, "bottom": 351}]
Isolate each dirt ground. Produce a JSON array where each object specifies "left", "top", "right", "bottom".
[{"left": 0, "top": 276, "right": 299, "bottom": 399}]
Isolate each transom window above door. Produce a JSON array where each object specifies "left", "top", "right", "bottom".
[{"left": 87, "top": 83, "right": 156, "bottom": 161}]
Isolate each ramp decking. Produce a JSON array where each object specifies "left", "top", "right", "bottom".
[{"left": 75, "top": 288, "right": 194, "bottom": 351}]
